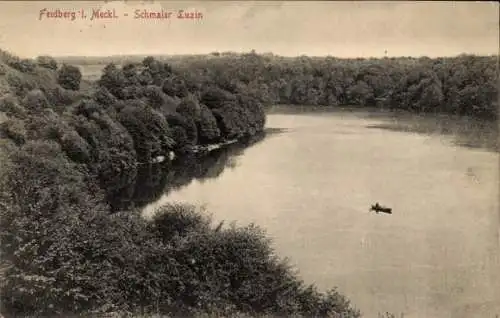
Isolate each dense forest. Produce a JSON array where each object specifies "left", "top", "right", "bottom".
[
  {"left": 63, "top": 51, "right": 499, "bottom": 120},
  {"left": 0, "top": 49, "right": 360, "bottom": 317},
  {"left": 0, "top": 48, "right": 497, "bottom": 317}
]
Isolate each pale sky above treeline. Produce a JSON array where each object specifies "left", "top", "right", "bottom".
[{"left": 0, "top": 1, "right": 498, "bottom": 58}]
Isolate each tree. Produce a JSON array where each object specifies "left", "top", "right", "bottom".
[
  {"left": 98, "top": 63, "right": 127, "bottom": 98},
  {"left": 197, "top": 103, "right": 221, "bottom": 144},
  {"left": 116, "top": 100, "right": 175, "bottom": 163},
  {"left": 57, "top": 64, "right": 82, "bottom": 91},
  {"left": 347, "top": 80, "right": 374, "bottom": 106}
]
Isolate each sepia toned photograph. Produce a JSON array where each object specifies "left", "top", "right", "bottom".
[{"left": 0, "top": 1, "right": 498, "bottom": 317}]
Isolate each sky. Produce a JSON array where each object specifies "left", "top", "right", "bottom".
[{"left": 0, "top": 1, "right": 498, "bottom": 58}]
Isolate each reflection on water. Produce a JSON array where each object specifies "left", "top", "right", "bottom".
[
  {"left": 364, "top": 112, "right": 498, "bottom": 153},
  {"left": 108, "top": 129, "right": 284, "bottom": 212}
]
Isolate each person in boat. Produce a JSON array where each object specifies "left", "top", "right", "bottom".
[{"left": 370, "top": 202, "right": 392, "bottom": 214}]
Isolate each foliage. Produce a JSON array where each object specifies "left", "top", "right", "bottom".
[
  {"left": 71, "top": 98, "right": 137, "bottom": 191},
  {"left": 173, "top": 53, "right": 498, "bottom": 119},
  {"left": 36, "top": 55, "right": 58, "bottom": 70},
  {"left": 57, "top": 64, "right": 82, "bottom": 91},
  {"left": 6, "top": 72, "right": 37, "bottom": 97},
  {"left": 14, "top": 50, "right": 500, "bottom": 318},
  {"left": 164, "top": 112, "right": 198, "bottom": 152},
  {"left": 0, "top": 142, "right": 360, "bottom": 317},
  {"left": 145, "top": 204, "right": 361, "bottom": 317},
  {"left": 0, "top": 141, "right": 111, "bottom": 316},
  {"left": 0, "top": 94, "right": 27, "bottom": 119},
  {"left": 98, "top": 63, "right": 127, "bottom": 98},
  {"left": 0, "top": 118, "right": 26, "bottom": 145},
  {"left": 115, "top": 99, "right": 174, "bottom": 163},
  {"left": 4, "top": 56, "right": 37, "bottom": 73},
  {"left": 21, "top": 89, "right": 50, "bottom": 113},
  {"left": 23, "top": 109, "right": 92, "bottom": 164},
  {"left": 197, "top": 103, "right": 221, "bottom": 144},
  {"left": 43, "top": 85, "right": 83, "bottom": 112}
]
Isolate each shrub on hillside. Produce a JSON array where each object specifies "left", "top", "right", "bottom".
[
  {"left": 6, "top": 72, "right": 36, "bottom": 97},
  {"left": 24, "top": 110, "right": 92, "bottom": 164},
  {"left": 151, "top": 203, "right": 212, "bottom": 242},
  {"left": 43, "top": 85, "right": 83, "bottom": 111},
  {"left": 0, "top": 141, "right": 173, "bottom": 316},
  {"left": 21, "top": 89, "right": 50, "bottom": 113},
  {"left": 0, "top": 94, "right": 27, "bottom": 119},
  {"left": 0, "top": 141, "right": 110, "bottom": 316},
  {"left": 6, "top": 57, "right": 36, "bottom": 74},
  {"left": 0, "top": 118, "right": 26, "bottom": 145},
  {"left": 36, "top": 55, "right": 58, "bottom": 70},
  {"left": 147, "top": 204, "right": 361, "bottom": 317},
  {"left": 57, "top": 64, "right": 82, "bottom": 91}
]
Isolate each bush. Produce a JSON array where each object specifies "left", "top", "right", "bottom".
[
  {"left": 23, "top": 110, "right": 92, "bottom": 164},
  {"left": 0, "top": 94, "right": 27, "bottom": 119},
  {"left": 43, "top": 85, "right": 83, "bottom": 110},
  {"left": 150, "top": 203, "right": 212, "bottom": 242},
  {"left": 21, "top": 89, "right": 50, "bottom": 113},
  {"left": 6, "top": 72, "right": 36, "bottom": 97},
  {"left": 0, "top": 141, "right": 110, "bottom": 316},
  {"left": 57, "top": 64, "right": 82, "bottom": 91},
  {"left": 6, "top": 57, "right": 36, "bottom": 73},
  {"left": 0, "top": 118, "right": 26, "bottom": 145},
  {"left": 146, "top": 204, "right": 361, "bottom": 317},
  {"left": 0, "top": 141, "right": 178, "bottom": 317},
  {"left": 36, "top": 55, "right": 58, "bottom": 70}
]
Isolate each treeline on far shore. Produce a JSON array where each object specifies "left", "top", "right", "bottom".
[
  {"left": 63, "top": 51, "right": 499, "bottom": 120},
  {"left": 0, "top": 49, "right": 361, "bottom": 317}
]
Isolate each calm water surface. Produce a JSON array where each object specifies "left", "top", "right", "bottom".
[{"left": 143, "top": 111, "right": 500, "bottom": 318}]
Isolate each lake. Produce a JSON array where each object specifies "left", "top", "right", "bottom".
[{"left": 141, "top": 109, "right": 500, "bottom": 318}]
